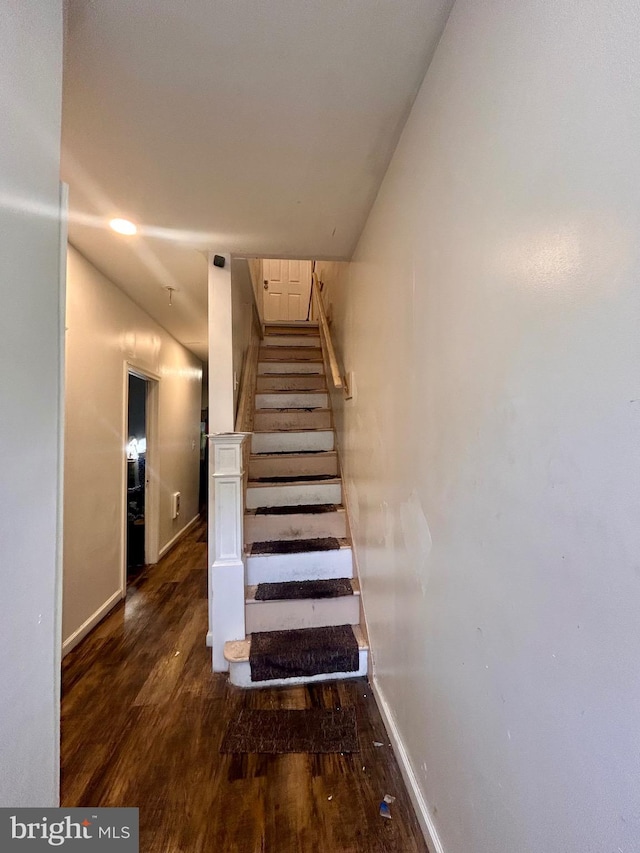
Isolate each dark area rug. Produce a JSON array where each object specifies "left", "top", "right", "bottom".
[
  {"left": 249, "top": 625, "right": 359, "bottom": 682},
  {"left": 255, "top": 578, "right": 353, "bottom": 601},
  {"left": 255, "top": 503, "right": 338, "bottom": 515},
  {"left": 220, "top": 707, "right": 359, "bottom": 754},
  {"left": 250, "top": 537, "right": 340, "bottom": 555}
]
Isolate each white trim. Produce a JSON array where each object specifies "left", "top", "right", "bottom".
[
  {"left": 143, "top": 377, "right": 160, "bottom": 565},
  {"left": 371, "top": 677, "right": 444, "bottom": 853},
  {"left": 62, "top": 589, "right": 123, "bottom": 656},
  {"left": 158, "top": 513, "right": 200, "bottom": 559}
]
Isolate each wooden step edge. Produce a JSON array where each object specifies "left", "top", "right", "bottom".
[
  {"left": 258, "top": 355, "right": 323, "bottom": 361},
  {"left": 245, "top": 578, "right": 360, "bottom": 604},
  {"left": 255, "top": 390, "right": 329, "bottom": 396},
  {"left": 264, "top": 322, "right": 319, "bottom": 329},
  {"left": 249, "top": 450, "right": 337, "bottom": 461},
  {"left": 253, "top": 408, "right": 332, "bottom": 415},
  {"left": 224, "top": 624, "right": 368, "bottom": 663},
  {"left": 256, "top": 385, "right": 328, "bottom": 390},
  {"left": 244, "top": 505, "right": 346, "bottom": 517},
  {"left": 252, "top": 428, "right": 335, "bottom": 435},
  {"left": 251, "top": 428, "right": 334, "bottom": 435},
  {"left": 255, "top": 370, "right": 325, "bottom": 379}
]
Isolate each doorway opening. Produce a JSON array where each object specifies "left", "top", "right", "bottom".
[
  {"left": 126, "top": 374, "right": 147, "bottom": 580},
  {"left": 124, "top": 367, "right": 160, "bottom": 590}
]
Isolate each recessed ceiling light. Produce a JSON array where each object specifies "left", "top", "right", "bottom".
[{"left": 110, "top": 217, "right": 137, "bottom": 235}]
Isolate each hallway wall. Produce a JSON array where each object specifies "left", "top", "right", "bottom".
[
  {"left": 0, "top": 0, "right": 64, "bottom": 808},
  {"left": 330, "top": 1, "right": 640, "bottom": 851},
  {"left": 63, "top": 246, "right": 203, "bottom": 651}
]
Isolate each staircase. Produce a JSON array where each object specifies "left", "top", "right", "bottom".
[{"left": 223, "top": 321, "right": 369, "bottom": 687}]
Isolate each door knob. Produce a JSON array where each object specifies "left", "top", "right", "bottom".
[{"left": 263, "top": 280, "right": 269, "bottom": 289}]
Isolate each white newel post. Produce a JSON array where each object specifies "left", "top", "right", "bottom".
[
  {"left": 208, "top": 433, "right": 247, "bottom": 671},
  {"left": 207, "top": 251, "right": 247, "bottom": 671}
]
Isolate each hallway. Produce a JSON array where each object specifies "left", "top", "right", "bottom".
[{"left": 60, "top": 518, "right": 428, "bottom": 852}]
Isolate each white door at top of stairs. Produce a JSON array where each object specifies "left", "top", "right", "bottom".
[{"left": 262, "top": 259, "right": 312, "bottom": 323}]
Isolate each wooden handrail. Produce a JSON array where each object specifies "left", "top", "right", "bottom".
[
  {"left": 312, "top": 273, "right": 351, "bottom": 397},
  {"left": 234, "top": 311, "right": 261, "bottom": 433}
]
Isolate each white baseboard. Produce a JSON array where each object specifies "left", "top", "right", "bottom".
[
  {"left": 158, "top": 513, "right": 200, "bottom": 559},
  {"left": 62, "top": 589, "right": 123, "bottom": 656},
  {"left": 371, "top": 676, "right": 445, "bottom": 853}
]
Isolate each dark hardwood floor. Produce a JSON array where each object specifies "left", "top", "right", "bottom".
[{"left": 61, "top": 517, "right": 429, "bottom": 853}]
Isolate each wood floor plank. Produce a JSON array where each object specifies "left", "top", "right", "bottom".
[{"left": 61, "top": 517, "right": 429, "bottom": 853}]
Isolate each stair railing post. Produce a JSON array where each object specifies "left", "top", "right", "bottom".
[
  {"left": 207, "top": 432, "right": 247, "bottom": 671},
  {"left": 206, "top": 250, "right": 247, "bottom": 671}
]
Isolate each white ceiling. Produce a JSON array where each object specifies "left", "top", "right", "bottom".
[{"left": 62, "top": 0, "right": 454, "bottom": 361}]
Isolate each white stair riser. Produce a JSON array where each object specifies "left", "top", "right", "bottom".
[
  {"left": 249, "top": 453, "right": 338, "bottom": 480},
  {"left": 228, "top": 650, "right": 368, "bottom": 688},
  {"left": 251, "top": 431, "right": 334, "bottom": 454},
  {"left": 256, "top": 375, "right": 326, "bottom": 392},
  {"left": 254, "top": 410, "right": 331, "bottom": 430},
  {"left": 259, "top": 362, "right": 323, "bottom": 375},
  {"left": 246, "top": 481, "right": 342, "bottom": 509},
  {"left": 255, "top": 392, "right": 328, "bottom": 409},
  {"left": 244, "top": 510, "right": 347, "bottom": 543},
  {"left": 246, "top": 594, "right": 360, "bottom": 633},
  {"left": 263, "top": 335, "right": 321, "bottom": 347},
  {"left": 246, "top": 547, "right": 353, "bottom": 584}
]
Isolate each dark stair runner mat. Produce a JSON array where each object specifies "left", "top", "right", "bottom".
[
  {"left": 220, "top": 707, "right": 359, "bottom": 754},
  {"left": 253, "top": 449, "right": 327, "bottom": 455},
  {"left": 255, "top": 503, "right": 338, "bottom": 515},
  {"left": 252, "top": 474, "right": 335, "bottom": 483},
  {"left": 250, "top": 537, "right": 340, "bottom": 555},
  {"left": 255, "top": 578, "right": 353, "bottom": 601},
  {"left": 249, "top": 625, "right": 359, "bottom": 682}
]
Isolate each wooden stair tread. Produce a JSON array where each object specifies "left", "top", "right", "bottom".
[
  {"left": 250, "top": 450, "right": 336, "bottom": 459},
  {"left": 252, "top": 427, "right": 334, "bottom": 434},
  {"left": 245, "top": 504, "right": 344, "bottom": 516},
  {"left": 250, "top": 474, "right": 337, "bottom": 484}
]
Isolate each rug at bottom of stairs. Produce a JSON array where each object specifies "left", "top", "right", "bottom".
[
  {"left": 220, "top": 707, "right": 359, "bottom": 754},
  {"left": 249, "top": 624, "right": 359, "bottom": 682}
]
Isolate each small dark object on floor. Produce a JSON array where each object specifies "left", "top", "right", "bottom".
[
  {"left": 250, "top": 537, "right": 340, "bottom": 555},
  {"left": 250, "top": 624, "right": 359, "bottom": 681},
  {"left": 255, "top": 503, "right": 338, "bottom": 515},
  {"left": 256, "top": 578, "right": 353, "bottom": 601},
  {"left": 220, "top": 707, "right": 359, "bottom": 754}
]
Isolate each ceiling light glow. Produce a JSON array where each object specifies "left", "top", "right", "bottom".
[{"left": 110, "top": 217, "right": 137, "bottom": 235}]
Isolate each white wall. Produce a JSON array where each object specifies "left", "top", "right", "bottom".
[
  {"left": 0, "top": 1, "right": 63, "bottom": 806},
  {"left": 332, "top": 1, "right": 640, "bottom": 851},
  {"left": 63, "top": 246, "right": 202, "bottom": 650}
]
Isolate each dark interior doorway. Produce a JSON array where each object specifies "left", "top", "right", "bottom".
[{"left": 127, "top": 373, "right": 147, "bottom": 579}]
